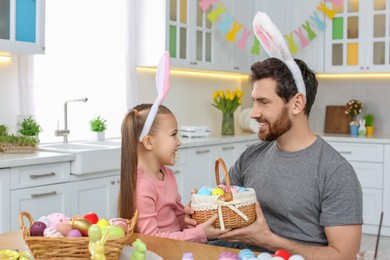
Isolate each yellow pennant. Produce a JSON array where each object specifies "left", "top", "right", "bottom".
[
  {"left": 317, "top": 1, "right": 336, "bottom": 20},
  {"left": 226, "top": 21, "right": 242, "bottom": 42}
]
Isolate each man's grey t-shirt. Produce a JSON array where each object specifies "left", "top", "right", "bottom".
[{"left": 229, "top": 136, "right": 363, "bottom": 246}]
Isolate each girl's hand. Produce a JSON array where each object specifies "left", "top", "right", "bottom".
[
  {"left": 201, "top": 215, "right": 231, "bottom": 240},
  {"left": 184, "top": 188, "right": 198, "bottom": 227}
]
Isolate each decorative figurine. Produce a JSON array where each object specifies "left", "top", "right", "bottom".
[
  {"left": 130, "top": 238, "right": 147, "bottom": 260},
  {"left": 88, "top": 224, "right": 110, "bottom": 260}
]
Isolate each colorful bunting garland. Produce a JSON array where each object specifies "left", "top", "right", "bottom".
[{"left": 199, "top": 0, "right": 343, "bottom": 56}]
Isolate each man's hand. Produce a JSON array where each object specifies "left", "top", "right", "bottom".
[{"left": 218, "top": 201, "right": 275, "bottom": 248}]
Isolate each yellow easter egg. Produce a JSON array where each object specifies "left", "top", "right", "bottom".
[
  {"left": 212, "top": 187, "right": 225, "bottom": 196},
  {"left": 96, "top": 218, "right": 110, "bottom": 230}
]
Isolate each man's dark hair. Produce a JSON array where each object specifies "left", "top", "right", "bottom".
[{"left": 249, "top": 58, "right": 318, "bottom": 116}]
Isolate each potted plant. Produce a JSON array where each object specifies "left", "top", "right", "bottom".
[
  {"left": 0, "top": 122, "right": 39, "bottom": 153},
  {"left": 364, "top": 113, "right": 375, "bottom": 137},
  {"left": 89, "top": 115, "right": 107, "bottom": 141},
  {"left": 18, "top": 116, "right": 43, "bottom": 137}
]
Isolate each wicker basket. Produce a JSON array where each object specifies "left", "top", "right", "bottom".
[
  {"left": 19, "top": 210, "right": 138, "bottom": 259},
  {"left": 191, "top": 157, "right": 256, "bottom": 230}
]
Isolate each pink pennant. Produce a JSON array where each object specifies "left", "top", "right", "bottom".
[{"left": 199, "top": 0, "right": 220, "bottom": 11}]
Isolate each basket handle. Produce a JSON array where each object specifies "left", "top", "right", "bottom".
[
  {"left": 19, "top": 211, "right": 34, "bottom": 237},
  {"left": 215, "top": 157, "right": 233, "bottom": 202}
]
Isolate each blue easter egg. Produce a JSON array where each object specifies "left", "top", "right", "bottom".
[
  {"left": 197, "top": 187, "right": 212, "bottom": 196},
  {"left": 238, "top": 249, "right": 256, "bottom": 259}
]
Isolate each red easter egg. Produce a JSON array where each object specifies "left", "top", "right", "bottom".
[
  {"left": 84, "top": 212, "right": 99, "bottom": 224},
  {"left": 274, "top": 249, "right": 291, "bottom": 260}
]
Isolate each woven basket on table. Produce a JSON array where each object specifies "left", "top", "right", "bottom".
[
  {"left": 19, "top": 210, "right": 138, "bottom": 259},
  {"left": 191, "top": 157, "right": 257, "bottom": 230}
]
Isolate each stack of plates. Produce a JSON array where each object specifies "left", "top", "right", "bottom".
[{"left": 239, "top": 108, "right": 258, "bottom": 133}]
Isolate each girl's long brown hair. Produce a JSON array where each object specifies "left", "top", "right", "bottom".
[{"left": 117, "top": 104, "right": 173, "bottom": 220}]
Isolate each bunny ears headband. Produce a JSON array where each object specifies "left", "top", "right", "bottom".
[
  {"left": 253, "top": 12, "right": 306, "bottom": 99},
  {"left": 139, "top": 51, "right": 171, "bottom": 142}
]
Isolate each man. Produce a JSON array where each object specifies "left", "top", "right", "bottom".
[{"left": 187, "top": 58, "right": 363, "bottom": 260}]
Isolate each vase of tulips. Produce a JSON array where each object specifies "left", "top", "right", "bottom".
[
  {"left": 212, "top": 88, "right": 243, "bottom": 136},
  {"left": 345, "top": 99, "right": 362, "bottom": 136}
]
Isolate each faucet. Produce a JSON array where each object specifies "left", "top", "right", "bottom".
[{"left": 55, "top": 98, "right": 88, "bottom": 143}]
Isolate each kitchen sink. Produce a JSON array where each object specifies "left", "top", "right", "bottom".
[
  {"left": 39, "top": 142, "right": 120, "bottom": 175},
  {"left": 82, "top": 139, "right": 121, "bottom": 147}
]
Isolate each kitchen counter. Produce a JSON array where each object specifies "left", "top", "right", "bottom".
[
  {"left": 321, "top": 133, "right": 390, "bottom": 144},
  {"left": 0, "top": 151, "right": 74, "bottom": 169},
  {"left": 179, "top": 133, "right": 259, "bottom": 148}
]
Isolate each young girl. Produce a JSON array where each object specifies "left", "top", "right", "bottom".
[{"left": 118, "top": 104, "right": 228, "bottom": 242}]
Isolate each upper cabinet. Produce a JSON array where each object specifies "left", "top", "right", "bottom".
[
  {"left": 325, "top": 0, "right": 390, "bottom": 73},
  {"left": 0, "top": 0, "right": 45, "bottom": 54},
  {"left": 138, "top": 0, "right": 215, "bottom": 71},
  {"left": 137, "top": 0, "right": 325, "bottom": 73},
  {"left": 137, "top": 0, "right": 262, "bottom": 73}
]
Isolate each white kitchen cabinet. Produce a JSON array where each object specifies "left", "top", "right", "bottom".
[
  {"left": 9, "top": 161, "right": 71, "bottom": 231},
  {"left": 0, "top": 0, "right": 45, "bottom": 54},
  {"left": 324, "top": 0, "right": 390, "bottom": 73},
  {"left": 70, "top": 173, "right": 120, "bottom": 219},
  {"left": 326, "top": 140, "right": 388, "bottom": 235},
  {"left": 138, "top": 0, "right": 216, "bottom": 71},
  {"left": 0, "top": 169, "right": 10, "bottom": 233},
  {"left": 383, "top": 145, "right": 390, "bottom": 227},
  {"left": 10, "top": 182, "right": 70, "bottom": 231},
  {"left": 169, "top": 148, "right": 189, "bottom": 204}
]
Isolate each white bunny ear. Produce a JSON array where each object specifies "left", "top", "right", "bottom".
[
  {"left": 139, "top": 51, "right": 171, "bottom": 142},
  {"left": 252, "top": 12, "right": 306, "bottom": 99}
]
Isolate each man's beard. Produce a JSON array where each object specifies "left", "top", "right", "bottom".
[{"left": 258, "top": 106, "right": 292, "bottom": 141}]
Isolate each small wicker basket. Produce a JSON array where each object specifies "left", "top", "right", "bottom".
[
  {"left": 191, "top": 157, "right": 256, "bottom": 230},
  {"left": 19, "top": 210, "right": 138, "bottom": 259}
]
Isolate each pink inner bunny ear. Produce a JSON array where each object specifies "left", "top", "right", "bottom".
[
  {"left": 254, "top": 24, "right": 270, "bottom": 50},
  {"left": 155, "top": 51, "right": 170, "bottom": 99}
]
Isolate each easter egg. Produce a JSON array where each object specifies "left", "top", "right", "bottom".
[
  {"left": 270, "top": 257, "right": 284, "bottom": 260},
  {"left": 109, "top": 218, "right": 128, "bottom": 233},
  {"left": 72, "top": 218, "right": 91, "bottom": 236},
  {"left": 56, "top": 222, "right": 73, "bottom": 236},
  {"left": 274, "top": 249, "right": 291, "bottom": 260},
  {"left": 47, "top": 212, "right": 67, "bottom": 228},
  {"left": 43, "top": 227, "right": 64, "bottom": 237},
  {"left": 217, "top": 184, "right": 226, "bottom": 190},
  {"left": 30, "top": 221, "right": 47, "bottom": 236},
  {"left": 288, "top": 255, "right": 305, "bottom": 260},
  {"left": 197, "top": 188, "right": 212, "bottom": 196},
  {"left": 67, "top": 229, "right": 82, "bottom": 238},
  {"left": 96, "top": 218, "right": 110, "bottom": 230},
  {"left": 36, "top": 216, "right": 49, "bottom": 227},
  {"left": 257, "top": 252, "right": 273, "bottom": 259},
  {"left": 102, "top": 225, "right": 125, "bottom": 238},
  {"left": 238, "top": 249, "right": 256, "bottom": 259},
  {"left": 84, "top": 212, "right": 99, "bottom": 224},
  {"left": 211, "top": 187, "right": 225, "bottom": 196},
  {"left": 88, "top": 224, "right": 102, "bottom": 242}
]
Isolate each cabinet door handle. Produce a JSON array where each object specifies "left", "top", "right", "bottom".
[
  {"left": 222, "top": 146, "right": 234, "bottom": 150},
  {"left": 174, "top": 170, "right": 180, "bottom": 174},
  {"left": 31, "top": 191, "right": 57, "bottom": 198},
  {"left": 190, "top": 61, "right": 197, "bottom": 65},
  {"left": 111, "top": 181, "right": 115, "bottom": 185},
  {"left": 338, "top": 151, "right": 352, "bottom": 155},
  {"left": 233, "top": 66, "right": 239, "bottom": 70},
  {"left": 196, "top": 149, "right": 210, "bottom": 154},
  {"left": 30, "top": 172, "right": 56, "bottom": 179}
]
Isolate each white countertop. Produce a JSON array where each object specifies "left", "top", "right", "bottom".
[
  {"left": 0, "top": 151, "right": 74, "bottom": 168},
  {"left": 320, "top": 133, "right": 390, "bottom": 144}
]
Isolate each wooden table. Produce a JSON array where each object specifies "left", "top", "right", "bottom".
[{"left": 0, "top": 230, "right": 243, "bottom": 259}]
